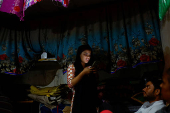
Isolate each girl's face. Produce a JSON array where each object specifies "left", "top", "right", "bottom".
[{"left": 80, "top": 50, "right": 91, "bottom": 64}]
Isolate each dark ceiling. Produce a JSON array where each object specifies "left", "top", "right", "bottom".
[
  {"left": 0, "top": 0, "right": 158, "bottom": 29},
  {"left": 24, "top": 0, "right": 124, "bottom": 19},
  {"left": 0, "top": 0, "right": 125, "bottom": 21}
]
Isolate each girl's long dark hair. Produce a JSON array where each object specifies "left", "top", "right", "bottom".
[{"left": 74, "top": 44, "right": 94, "bottom": 76}]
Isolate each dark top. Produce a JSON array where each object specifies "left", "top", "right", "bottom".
[{"left": 72, "top": 69, "right": 97, "bottom": 113}]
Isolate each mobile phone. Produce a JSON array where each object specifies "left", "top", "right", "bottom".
[{"left": 91, "top": 61, "right": 98, "bottom": 68}]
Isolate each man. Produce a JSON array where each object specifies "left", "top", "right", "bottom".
[
  {"left": 135, "top": 71, "right": 165, "bottom": 113},
  {"left": 156, "top": 68, "right": 170, "bottom": 113}
]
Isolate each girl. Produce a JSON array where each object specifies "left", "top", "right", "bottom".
[{"left": 67, "top": 44, "right": 97, "bottom": 113}]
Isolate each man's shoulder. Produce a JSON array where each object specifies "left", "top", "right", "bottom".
[
  {"left": 152, "top": 100, "right": 165, "bottom": 107},
  {"left": 150, "top": 100, "right": 166, "bottom": 113},
  {"left": 156, "top": 100, "right": 164, "bottom": 103},
  {"left": 143, "top": 100, "right": 165, "bottom": 106}
]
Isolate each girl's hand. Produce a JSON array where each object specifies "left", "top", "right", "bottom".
[
  {"left": 82, "top": 66, "right": 93, "bottom": 75},
  {"left": 90, "top": 67, "right": 97, "bottom": 74},
  {"left": 83, "top": 66, "right": 97, "bottom": 75}
]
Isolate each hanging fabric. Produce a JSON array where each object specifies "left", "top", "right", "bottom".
[
  {"left": 159, "top": 0, "right": 170, "bottom": 20},
  {"left": 0, "top": 0, "right": 70, "bottom": 21}
]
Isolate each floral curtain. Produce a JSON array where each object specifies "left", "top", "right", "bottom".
[
  {"left": 108, "top": 0, "right": 163, "bottom": 73},
  {"left": 0, "top": 0, "right": 163, "bottom": 75}
]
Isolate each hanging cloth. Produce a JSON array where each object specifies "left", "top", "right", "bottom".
[{"left": 159, "top": 0, "right": 170, "bottom": 20}]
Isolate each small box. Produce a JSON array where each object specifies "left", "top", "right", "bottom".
[{"left": 41, "top": 52, "right": 47, "bottom": 59}]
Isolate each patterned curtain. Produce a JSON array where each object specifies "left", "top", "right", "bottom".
[
  {"left": 0, "top": 0, "right": 163, "bottom": 75},
  {"left": 108, "top": 0, "right": 163, "bottom": 73}
]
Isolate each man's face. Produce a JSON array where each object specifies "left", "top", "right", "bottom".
[
  {"left": 143, "top": 81, "right": 156, "bottom": 101},
  {"left": 160, "top": 73, "right": 170, "bottom": 103}
]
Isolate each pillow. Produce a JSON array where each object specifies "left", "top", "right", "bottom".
[{"left": 100, "top": 110, "right": 113, "bottom": 113}]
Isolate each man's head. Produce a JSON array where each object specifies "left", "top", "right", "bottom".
[
  {"left": 160, "top": 68, "right": 170, "bottom": 103},
  {"left": 142, "top": 71, "right": 162, "bottom": 103}
]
